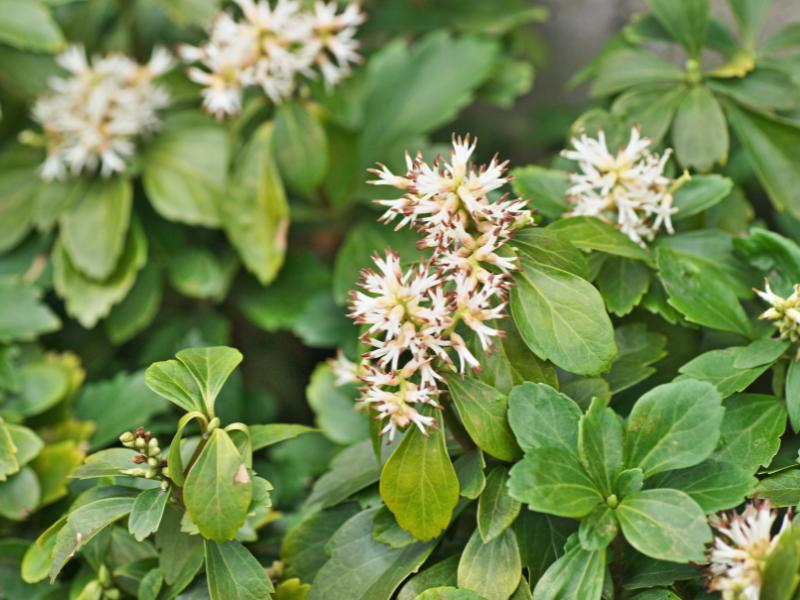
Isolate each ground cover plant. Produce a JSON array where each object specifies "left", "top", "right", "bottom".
[{"left": 5, "top": 0, "right": 800, "bottom": 598}]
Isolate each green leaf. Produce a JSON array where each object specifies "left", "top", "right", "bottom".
[
  {"left": 625, "top": 379, "right": 724, "bottom": 477},
  {"left": 649, "top": 459, "right": 756, "bottom": 513},
  {"left": 457, "top": 529, "right": 521, "bottom": 600},
  {"left": 579, "top": 398, "right": 624, "bottom": 497},
  {"left": 473, "top": 321, "right": 558, "bottom": 394},
  {"left": 514, "top": 511, "right": 577, "bottom": 583},
  {"left": 205, "top": 540, "right": 274, "bottom": 600},
  {"left": 727, "top": 0, "right": 771, "bottom": 44},
  {"left": 678, "top": 344, "right": 779, "bottom": 398},
  {"left": 380, "top": 410, "right": 459, "bottom": 541},
  {"left": 511, "top": 229, "right": 589, "bottom": 279},
  {"left": 672, "top": 86, "right": 728, "bottom": 171},
  {"left": 478, "top": 467, "right": 521, "bottom": 543},
  {"left": 611, "top": 85, "right": 686, "bottom": 144},
  {"left": 237, "top": 251, "right": 331, "bottom": 333},
  {"left": 50, "top": 496, "right": 136, "bottom": 580},
  {"left": 414, "top": 589, "right": 484, "bottom": 600},
  {"left": 129, "top": 488, "right": 170, "bottom": 542},
  {"left": 184, "top": 428, "right": 252, "bottom": 541},
  {"left": 306, "top": 363, "right": 368, "bottom": 445},
  {"left": 4, "top": 360, "right": 70, "bottom": 418},
  {"left": 709, "top": 69, "right": 797, "bottom": 112},
  {"left": 6, "top": 425, "right": 42, "bottom": 467},
  {"left": 105, "top": 262, "right": 162, "bottom": 344},
  {"left": 154, "top": 505, "right": 204, "bottom": 587},
  {"left": 790, "top": 361, "right": 800, "bottom": 433},
  {"left": 596, "top": 256, "right": 651, "bottom": 317},
  {"left": 273, "top": 101, "right": 328, "bottom": 195},
  {"left": 724, "top": 101, "right": 800, "bottom": 219},
  {"left": 22, "top": 516, "right": 65, "bottom": 583},
  {"left": 604, "top": 324, "right": 666, "bottom": 394},
  {"left": 510, "top": 167, "right": 569, "bottom": 220},
  {"left": 656, "top": 247, "right": 752, "bottom": 337},
  {"left": 372, "top": 506, "right": 415, "bottom": 548},
  {"left": 305, "top": 440, "right": 379, "bottom": 509},
  {"left": 617, "top": 489, "right": 710, "bottom": 563},
  {"left": 761, "top": 527, "right": 800, "bottom": 600},
  {"left": 167, "top": 247, "right": 237, "bottom": 302},
  {"left": 756, "top": 469, "right": 800, "bottom": 507},
  {"left": 145, "top": 359, "right": 203, "bottom": 415},
  {"left": 0, "top": 418, "right": 19, "bottom": 481},
  {"left": 511, "top": 257, "right": 616, "bottom": 376},
  {"left": 647, "top": 0, "right": 709, "bottom": 57},
  {"left": 0, "top": 0, "right": 64, "bottom": 53},
  {"left": 0, "top": 149, "right": 39, "bottom": 253},
  {"left": 53, "top": 218, "right": 147, "bottom": 329},
  {"left": 735, "top": 228, "right": 800, "bottom": 294},
  {"left": 308, "top": 508, "right": 435, "bottom": 600},
  {"left": 508, "top": 447, "right": 602, "bottom": 518},
  {"left": 671, "top": 175, "right": 733, "bottom": 219},
  {"left": 547, "top": 217, "right": 652, "bottom": 263},
  {"left": 250, "top": 424, "right": 317, "bottom": 451},
  {"left": 454, "top": 449, "right": 486, "bottom": 501},
  {"left": 714, "top": 393, "right": 786, "bottom": 471},
  {"left": 0, "top": 467, "right": 40, "bottom": 520},
  {"left": 446, "top": 376, "right": 520, "bottom": 462},
  {"left": 30, "top": 441, "right": 83, "bottom": 506},
  {"left": 222, "top": 122, "right": 289, "bottom": 285},
  {"left": 71, "top": 448, "right": 139, "bottom": 479},
  {"left": 561, "top": 378, "right": 611, "bottom": 411},
  {"left": 590, "top": 48, "right": 685, "bottom": 97},
  {"left": 360, "top": 33, "right": 497, "bottom": 166},
  {"left": 176, "top": 346, "right": 243, "bottom": 417},
  {"left": 532, "top": 543, "right": 605, "bottom": 600},
  {"left": 578, "top": 504, "right": 618, "bottom": 551},
  {"left": 0, "top": 280, "right": 60, "bottom": 343},
  {"left": 59, "top": 177, "right": 132, "bottom": 280},
  {"left": 281, "top": 503, "right": 360, "bottom": 582},
  {"left": 142, "top": 114, "right": 226, "bottom": 227},
  {"left": 507, "top": 383, "right": 581, "bottom": 455},
  {"left": 76, "top": 371, "right": 167, "bottom": 450}
]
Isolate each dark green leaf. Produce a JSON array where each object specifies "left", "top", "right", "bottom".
[
  {"left": 625, "top": 379, "right": 724, "bottom": 477},
  {"left": 578, "top": 504, "right": 618, "bottom": 551},
  {"left": 532, "top": 543, "right": 605, "bottom": 600},
  {"left": 579, "top": 398, "right": 624, "bottom": 496},
  {"left": 756, "top": 469, "right": 800, "bottom": 507},
  {"left": 647, "top": 0, "right": 709, "bottom": 56},
  {"left": 457, "top": 529, "right": 521, "bottom": 600},
  {"left": 0, "top": 0, "right": 64, "bottom": 52},
  {"left": 507, "top": 383, "right": 581, "bottom": 455},
  {"left": 306, "top": 363, "right": 368, "bottom": 445},
  {"left": 617, "top": 489, "right": 710, "bottom": 563},
  {"left": 446, "top": 376, "right": 520, "bottom": 462},
  {"left": 671, "top": 175, "right": 733, "bottom": 219},
  {"left": 604, "top": 324, "right": 666, "bottom": 394},
  {"left": 205, "top": 540, "right": 273, "bottom": 600},
  {"left": 596, "top": 256, "right": 651, "bottom": 317},
  {"left": 0, "top": 280, "right": 60, "bottom": 343},
  {"left": 175, "top": 346, "right": 242, "bottom": 416},
  {"left": 273, "top": 101, "right": 328, "bottom": 195},
  {"left": 478, "top": 467, "right": 521, "bottom": 543},
  {"left": 510, "top": 167, "right": 569, "bottom": 220},
  {"left": 129, "top": 488, "right": 170, "bottom": 542},
  {"left": 715, "top": 393, "right": 786, "bottom": 471},
  {"left": 508, "top": 447, "right": 602, "bottom": 518},
  {"left": 547, "top": 217, "right": 652, "bottom": 263},
  {"left": 590, "top": 48, "right": 684, "bottom": 97}
]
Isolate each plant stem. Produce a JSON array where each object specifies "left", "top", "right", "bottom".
[{"left": 611, "top": 534, "right": 625, "bottom": 599}]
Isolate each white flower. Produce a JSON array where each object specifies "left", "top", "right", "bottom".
[
  {"left": 756, "top": 280, "right": 800, "bottom": 344},
  {"left": 329, "top": 350, "right": 359, "bottom": 386},
  {"left": 562, "top": 127, "right": 678, "bottom": 247},
  {"left": 370, "top": 135, "right": 531, "bottom": 252},
  {"left": 180, "top": 0, "right": 364, "bottom": 117},
  {"left": 708, "top": 500, "right": 792, "bottom": 600},
  {"left": 31, "top": 46, "right": 173, "bottom": 180},
  {"left": 337, "top": 135, "right": 529, "bottom": 440}
]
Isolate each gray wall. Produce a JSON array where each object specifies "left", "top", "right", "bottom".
[{"left": 534, "top": 0, "right": 800, "bottom": 106}]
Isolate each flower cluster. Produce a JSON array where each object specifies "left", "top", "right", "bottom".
[
  {"left": 119, "top": 427, "right": 169, "bottom": 488},
  {"left": 756, "top": 281, "right": 800, "bottom": 354},
  {"left": 179, "top": 0, "right": 364, "bottom": 118},
  {"left": 31, "top": 46, "right": 173, "bottom": 180},
  {"left": 707, "top": 500, "right": 791, "bottom": 600},
  {"left": 333, "top": 136, "right": 531, "bottom": 441},
  {"left": 562, "top": 127, "right": 678, "bottom": 247}
]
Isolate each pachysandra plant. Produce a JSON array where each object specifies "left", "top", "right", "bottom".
[
  {"left": 9, "top": 0, "right": 800, "bottom": 599},
  {"left": 21, "top": 346, "right": 313, "bottom": 599}
]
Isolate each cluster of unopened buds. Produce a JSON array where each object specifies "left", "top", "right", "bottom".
[
  {"left": 562, "top": 126, "right": 681, "bottom": 247},
  {"left": 119, "top": 427, "right": 169, "bottom": 489},
  {"left": 756, "top": 281, "right": 800, "bottom": 357},
  {"left": 29, "top": 46, "right": 173, "bottom": 180},
  {"left": 332, "top": 135, "right": 532, "bottom": 441},
  {"left": 707, "top": 500, "right": 792, "bottom": 600},
  {"left": 179, "top": 0, "right": 365, "bottom": 118}
]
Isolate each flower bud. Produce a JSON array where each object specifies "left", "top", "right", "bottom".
[
  {"left": 135, "top": 437, "right": 146, "bottom": 450},
  {"left": 119, "top": 432, "right": 135, "bottom": 446}
]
